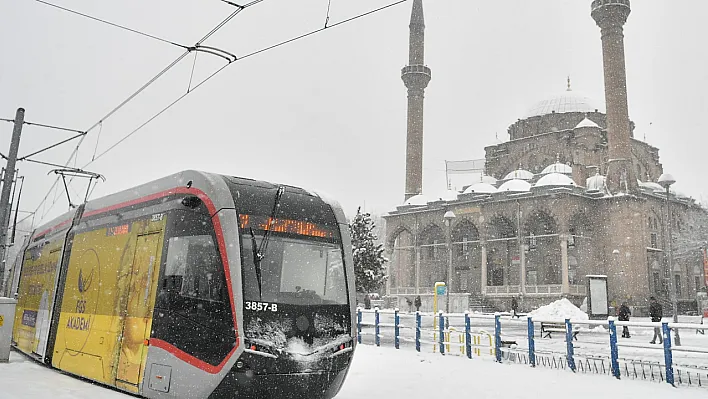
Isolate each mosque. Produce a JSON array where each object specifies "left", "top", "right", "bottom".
[{"left": 382, "top": 0, "right": 708, "bottom": 315}]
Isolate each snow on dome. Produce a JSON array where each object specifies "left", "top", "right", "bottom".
[
  {"left": 503, "top": 169, "right": 534, "bottom": 181},
  {"left": 529, "top": 298, "right": 588, "bottom": 321},
  {"left": 434, "top": 189, "right": 459, "bottom": 202},
  {"left": 586, "top": 173, "right": 608, "bottom": 193},
  {"left": 575, "top": 117, "right": 600, "bottom": 129},
  {"left": 534, "top": 172, "right": 576, "bottom": 187},
  {"left": 541, "top": 162, "right": 572, "bottom": 175},
  {"left": 463, "top": 182, "right": 497, "bottom": 194},
  {"left": 525, "top": 84, "right": 604, "bottom": 118},
  {"left": 403, "top": 194, "right": 431, "bottom": 206},
  {"left": 498, "top": 179, "right": 531, "bottom": 192},
  {"left": 481, "top": 175, "right": 497, "bottom": 185},
  {"left": 638, "top": 180, "right": 664, "bottom": 193}
]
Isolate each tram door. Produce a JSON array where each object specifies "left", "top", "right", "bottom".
[{"left": 116, "top": 233, "right": 161, "bottom": 387}]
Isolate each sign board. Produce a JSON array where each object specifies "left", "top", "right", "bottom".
[
  {"left": 586, "top": 275, "right": 609, "bottom": 319},
  {"left": 436, "top": 285, "right": 446, "bottom": 296},
  {"left": 433, "top": 282, "right": 446, "bottom": 314}
]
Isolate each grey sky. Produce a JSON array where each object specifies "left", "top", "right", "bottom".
[{"left": 2, "top": 0, "right": 707, "bottom": 229}]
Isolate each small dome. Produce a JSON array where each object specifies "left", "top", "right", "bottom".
[
  {"left": 434, "top": 189, "right": 459, "bottom": 202},
  {"left": 504, "top": 168, "right": 534, "bottom": 181},
  {"left": 586, "top": 173, "right": 608, "bottom": 194},
  {"left": 480, "top": 175, "right": 497, "bottom": 185},
  {"left": 535, "top": 173, "right": 576, "bottom": 188},
  {"left": 541, "top": 162, "right": 572, "bottom": 175},
  {"left": 575, "top": 117, "right": 600, "bottom": 129},
  {"left": 463, "top": 183, "right": 497, "bottom": 194},
  {"left": 403, "top": 194, "right": 431, "bottom": 206},
  {"left": 498, "top": 179, "right": 531, "bottom": 193},
  {"left": 638, "top": 180, "right": 664, "bottom": 193}
]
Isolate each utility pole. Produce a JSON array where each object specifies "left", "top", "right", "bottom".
[{"left": 0, "top": 108, "right": 24, "bottom": 294}]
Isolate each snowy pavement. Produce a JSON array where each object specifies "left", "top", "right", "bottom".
[{"left": 1, "top": 344, "right": 706, "bottom": 399}]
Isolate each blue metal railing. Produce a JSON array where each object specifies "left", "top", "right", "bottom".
[{"left": 356, "top": 307, "right": 708, "bottom": 388}]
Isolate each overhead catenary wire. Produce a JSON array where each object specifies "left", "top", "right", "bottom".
[
  {"left": 82, "top": 0, "right": 411, "bottom": 169},
  {"left": 29, "top": 0, "right": 410, "bottom": 228},
  {"left": 28, "top": 0, "right": 267, "bottom": 226},
  {"left": 34, "top": 0, "right": 189, "bottom": 49},
  {"left": 0, "top": 118, "right": 84, "bottom": 134}
]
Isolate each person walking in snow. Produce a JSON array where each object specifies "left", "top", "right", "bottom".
[
  {"left": 414, "top": 295, "right": 422, "bottom": 312},
  {"left": 364, "top": 294, "right": 371, "bottom": 310},
  {"left": 618, "top": 302, "right": 631, "bottom": 338},
  {"left": 649, "top": 296, "right": 663, "bottom": 344},
  {"left": 511, "top": 296, "right": 519, "bottom": 318}
]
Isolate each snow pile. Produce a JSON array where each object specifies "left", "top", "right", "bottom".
[{"left": 529, "top": 298, "right": 589, "bottom": 321}]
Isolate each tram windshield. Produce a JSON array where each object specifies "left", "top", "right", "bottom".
[{"left": 239, "top": 215, "right": 348, "bottom": 305}]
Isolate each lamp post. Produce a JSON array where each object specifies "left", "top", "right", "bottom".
[
  {"left": 658, "top": 173, "right": 681, "bottom": 346},
  {"left": 444, "top": 210, "right": 456, "bottom": 315}
]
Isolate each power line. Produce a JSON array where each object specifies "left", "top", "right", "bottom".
[
  {"left": 0, "top": 118, "right": 84, "bottom": 134},
  {"left": 29, "top": 0, "right": 267, "bottom": 226},
  {"left": 83, "top": 0, "right": 411, "bottom": 168},
  {"left": 34, "top": 0, "right": 189, "bottom": 49},
  {"left": 30, "top": 0, "right": 410, "bottom": 227}
]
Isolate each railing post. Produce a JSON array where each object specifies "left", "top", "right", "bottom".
[
  {"left": 465, "top": 311, "right": 472, "bottom": 359},
  {"left": 438, "top": 311, "right": 445, "bottom": 355},
  {"left": 608, "top": 318, "right": 620, "bottom": 379},
  {"left": 394, "top": 308, "right": 400, "bottom": 349},
  {"left": 527, "top": 316, "right": 535, "bottom": 367},
  {"left": 375, "top": 307, "right": 380, "bottom": 347},
  {"left": 662, "top": 322, "right": 674, "bottom": 386},
  {"left": 494, "top": 313, "right": 502, "bottom": 363},
  {"left": 415, "top": 311, "right": 421, "bottom": 352},
  {"left": 565, "top": 318, "right": 576, "bottom": 372},
  {"left": 357, "top": 307, "right": 362, "bottom": 344}
]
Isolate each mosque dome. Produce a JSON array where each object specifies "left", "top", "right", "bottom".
[
  {"left": 585, "top": 173, "right": 608, "bottom": 194},
  {"left": 463, "top": 182, "right": 497, "bottom": 194},
  {"left": 541, "top": 162, "right": 572, "bottom": 175},
  {"left": 638, "top": 180, "right": 664, "bottom": 193},
  {"left": 434, "top": 189, "right": 459, "bottom": 202},
  {"left": 503, "top": 168, "right": 534, "bottom": 181},
  {"left": 498, "top": 179, "right": 531, "bottom": 193},
  {"left": 525, "top": 81, "right": 603, "bottom": 118},
  {"left": 403, "top": 194, "right": 431, "bottom": 206},
  {"left": 535, "top": 173, "right": 576, "bottom": 188},
  {"left": 480, "top": 175, "right": 497, "bottom": 185}
]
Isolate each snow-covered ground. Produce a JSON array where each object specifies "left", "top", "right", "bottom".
[{"left": 0, "top": 344, "right": 705, "bottom": 399}]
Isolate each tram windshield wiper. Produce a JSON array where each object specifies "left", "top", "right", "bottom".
[
  {"left": 249, "top": 227, "right": 263, "bottom": 296},
  {"left": 257, "top": 185, "right": 285, "bottom": 260},
  {"left": 250, "top": 185, "right": 285, "bottom": 296}
]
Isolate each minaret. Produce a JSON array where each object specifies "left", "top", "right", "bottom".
[
  {"left": 401, "top": 0, "right": 431, "bottom": 201},
  {"left": 591, "top": 0, "right": 638, "bottom": 194}
]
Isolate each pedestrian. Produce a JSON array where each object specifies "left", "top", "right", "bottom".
[
  {"left": 406, "top": 297, "right": 413, "bottom": 313},
  {"left": 618, "top": 302, "right": 631, "bottom": 338},
  {"left": 364, "top": 294, "right": 371, "bottom": 310},
  {"left": 414, "top": 295, "right": 422, "bottom": 312},
  {"left": 649, "top": 296, "right": 663, "bottom": 344},
  {"left": 511, "top": 296, "right": 519, "bottom": 318}
]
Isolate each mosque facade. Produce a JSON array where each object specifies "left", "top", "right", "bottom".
[{"left": 383, "top": 0, "right": 708, "bottom": 315}]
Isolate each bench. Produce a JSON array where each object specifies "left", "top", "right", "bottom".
[
  {"left": 540, "top": 322, "right": 579, "bottom": 340},
  {"left": 677, "top": 315, "right": 705, "bottom": 335}
]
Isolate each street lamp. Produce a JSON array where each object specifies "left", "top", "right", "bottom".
[
  {"left": 658, "top": 172, "right": 681, "bottom": 346},
  {"left": 444, "top": 210, "right": 456, "bottom": 315}
]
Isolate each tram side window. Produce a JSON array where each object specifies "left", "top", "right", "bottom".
[{"left": 164, "top": 235, "right": 226, "bottom": 303}]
